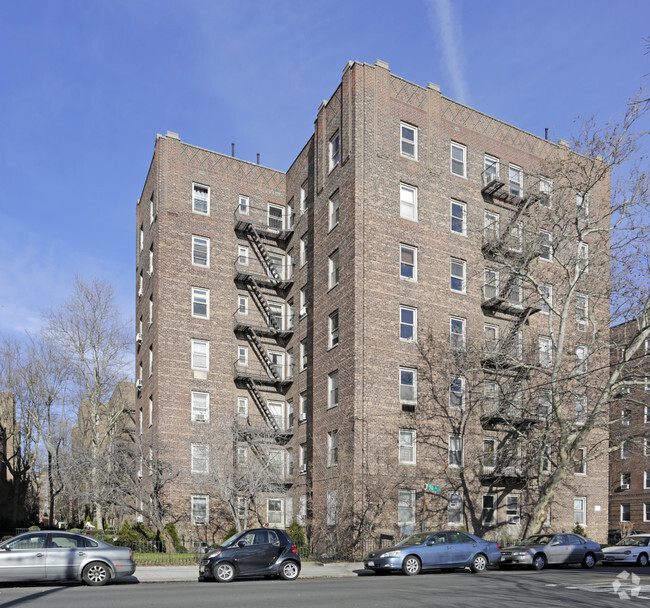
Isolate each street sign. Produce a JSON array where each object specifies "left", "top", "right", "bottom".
[{"left": 425, "top": 484, "right": 440, "bottom": 493}]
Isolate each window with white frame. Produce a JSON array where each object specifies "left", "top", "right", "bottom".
[
  {"left": 449, "top": 376, "right": 465, "bottom": 410},
  {"left": 139, "top": 225, "right": 144, "bottom": 252},
  {"left": 484, "top": 324, "right": 499, "bottom": 354},
  {"left": 327, "top": 430, "right": 339, "bottom": 467},
  {"left": 300, "top": 181, "right": 308, "bottom": 214},
  {"left": 539, "top": 230, "right": 552, "bottom": 261},
  {"left": 237, "top": 396, "right": 248, "bottom": 417},
  {"left": 268, "top": 203, "right": 284, "bottom": 230},
  {"left": 645, "top": 504, "right": 650, "bottom": 523},
  {"left": 621, "top": 503, "right": 631, "bottom": 523},
  {"left": 577, "top": 242, "right": 589, "bottom": 273},
  {"left": 192, "top": 184, "right": 210, "bottom": 215},
  {"left": 299, "top": 288, "right": 307, "bottom": 317},
  {"left": 267, "top": 252, "right": 285, "bottom": 280},
  {"left": 541, "top": 445, "right": 552, "bottom": 474},
  {"left": 450, "top": 200, "right": 466, "bottom": 235},
  {"left": 539, "top": 336, "right": 552, "bottom": 368},
  {"left": 191, "top": 444, "right": 209, "bottom": 473},
  {"left": 328, "top": 310, "right": 339, "bottom": 348},
  {"left": 539, "top": 284, "right": 552, "bottom": 314},
  {"left": 482, "top": 494, "right": 497, "bottom": 527},
  {"left": 268, "top": 401, "right": 285, "bottom": 431},
  {"left": 646, "top": 472, "right": 650, "bottom": 489},
  {"left": 400, "top": 122, "right": 418, "bottom": 159},
  {"left": 299, "top": 443, "right": 306, "bottom": 472},
  {"left": 450, "top": 142, "right": 466, "bottom": 177},
  {"left": 149, "top": 397, "right": 153, "bottom": 427},
  {"left": 574, "top": 497, "right": 586, "bottom": 525},
  {"left": 576, "top": 294, "right": 588, "bottom": 331},
  {"left": 328, "top": 371, "right": 339, "bottom": 408},
  {"left": 450, "top": 258, "right": 466, "bottom": 293},
  {"left": 327, "top": 492, "right": 338, "bottom": 526},
  {"left": 574, "top": 447, "right": 587, "bottom": 475},
  {"left": 576, "top": 346, "right": 588, "bottom": 375},
  {"left": 400, "top": 306, "right": 417, "bottom": 342},
  {"left": 622, "top": 408, "right": 632, "bottom": 426},
  {"left": 191, "top": 392, "right": 209, "bottom": 422},
  {"left": 238, "top": 194, "right": 249, "bottom": 215},
  {"left": 448, "top": 434, "right": 464, "bottom": 467},
  {"left": 645, "top": 438, "right": 650, "bottom": 458},
  {"left": 287, "top": 448, "right": 294, "bottom": 475},
  {"left": 329, "top": 193, "right": 340, "bottom": 230},
  {"left": 577, "top": 192, "right": 589, "bottom": 220},
  {"left": 507, "top": 494, "right": 521, "bottom": 525},
  {"left": 287, "top": 399, "right": 294, "bottom": 428},
  {"left": 268, "top": 498, "right": 284, "bottom": 525},
  {"left": 238, "top": 245, "right": 249, "bottom": 266},
  {"left": 400, "top": 244, "right": 417, "bottom": 281},
  {"left": 450, "top": 317, "right": 466, "bottom": 351},
  {"left": 191, "top": 495, "right": 208, "bottom": 525},
  {"left": 399, "top": 183, "right": 418, "bottom": 221},
  {"left": 300, "top": 235, "right": 307, "bottom": 267},
  {"left": 237, "top": 446, "right": 248, "bottom": 466},
  {"left": 448, "top": 492, "right": 463, "bottom": 524},
  {"left": 238, "top": 295, "right": 248, "bottom": 315},
  {"left": 509, "top": 164, "right": 523, "bottom": 197},
  {"left": 237, "top": 497, "right": 247, "bottom": 522},
  {"left": 138, "top": 271, "right": 143, "bottom": 298},
  {"left": 621, "top": 472, "right": 631, "bottom": 490},
  {"left": 575, "top": 396, "right": 587, "bottom": 425},
  {"left": 329, "top": 132, "right": 340, "bottom": 172},
  {"left": 398, "top": 490, "right": 416, "bottom": 525},
  {"left": 646, "top": 406, "right": 650, "bottom": 423},
  {"left": 329, "top": 250, "right": 339, "bottom": 289},
  {"left": 539, "top": 177, "right": 552, "bottom": 207},
  {"left": 192, "top": 235, "right": 209, "bottom": 267},
  {"left": 298, "top": 495, "right": 307, "bottom": 525},
  {"left": 149, "top": 297, "right": 153, "bottom": 325},
  {"left": 484, "top": 269, "right": 499, "bottom": 300},
  {"left": 484, "top": 381, "right": 499, "bottom": 414},
  {"left": 484, "top": 211, "right": 500, "bottom": 242},
  {"left": 149, "top": 346, "right": 153, "bottom": 377},
  {"left": 149, "top": 245, "right": 154, "bottom": 274},
  {"left": 484, "top": 155, "right": 499, "bottom": 185},
  {"left": 508, "top": 222, "right": 523, "bottom": 252},
  {"left": 622, "top": 441, "right": 631, "bottom": 459},
  {"left": 300, "top": 340, "right": 307, "bottom": 371},
  {"left": 237, "top": 346, "right": 248, "bottom": 368},
  {"left": 483, "top": 438, "right": 497, "bottom": 470},
  {"left": 399, "top": 429, "right": 416, "bottom": 464},
  {"left": 299, "top": 392, "right": 307, "bottom": 421},
  {"left": 399, "top": 368, "right": 417, "bottom": 404},
  {"left": 191, "top": 287, "right": 209, "bottom": 319}
]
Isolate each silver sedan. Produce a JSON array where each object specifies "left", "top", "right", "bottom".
[
  {"left": 500, "top": 533, "right": 604, "bottom": 570},
  {"left": 0, "top": 530, "right": 136, "bottom": 585}
]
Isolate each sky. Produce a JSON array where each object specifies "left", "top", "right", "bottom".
[{"left": 0, "top": 0, "right": 648, "bottom": 343}]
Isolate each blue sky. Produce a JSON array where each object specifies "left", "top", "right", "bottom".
[{"left": 0, "top": 0, "right": 648, "bottom": 342}]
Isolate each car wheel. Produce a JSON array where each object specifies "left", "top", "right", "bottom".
[
  {"left": 470, "top": 554, "right": 488, "bottom": 573},
  {"left": 532, "top": 554, "right": 547, "bottom": 571},
  {"left": 581, "top": 553, "right": 596, "bottom": 569},
  {"left": 279, "top": 561, "right": 300, "bottom": 581},
  {"left": 638, "top": 553, "right": 649, "bottom": 567},
  {"left": 82, "top": 562, "right": 110, "bottom": 586},
  {"left": 402, "top": 555, "right": 421, "bottom": 576},
  {"left": 214, "top": 562, "right": 236, "bottom": 582}
]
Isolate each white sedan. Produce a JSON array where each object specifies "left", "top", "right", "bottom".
[{"left": 603, "top": 534, "right": 650, "bottom": 566}]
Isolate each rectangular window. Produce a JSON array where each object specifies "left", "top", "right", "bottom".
[
  {"left": 149, "top": 246, "right": 154, "bottom": 274},
  {"left": 484, "top": 381, "right": 499, "bottom": 415},
  {"left": 484, "top": 211, "right": 500, "bottom": 243},
  {"left": 450, "top": 317, "right": 466, "bottom": 351},
  {"left": 149, "top": 297, "right": 153, "bottom": 325},
  {"left": 268, "top": 203, "right": 284, "bottom": 230},
  {"left": 300, "top": 340, "right": 307, "bottom": 371},
  {"left": 539, "top": 336, "right": 552, "bottom": 368},
  {"left": 450, "top": 200, "right": 466, "bottom": 235},
  {"left": 191, "top": 495, "right": 208, "bottom": 525},
  {"left": 329, "top": 132, "right": 340, "bottom": 172},
  {"left": 400, "top": 306, "right": 417, "bottom": 342},
  {"left": 484, "top": 269, "right": 499, "bottom": 300},
  {"left": 329, "top": 250, "right": 339, "bottom": 289},
  {"left": 327, "top": 492, "right": 337, "bottom": 526},
  {"left": 483, "top": 438, "right": 497, "bottom": 470},
  {"left": 398, "top": 490, "right": 416, "bottom": 525},
  {"left": 448, "top": 434, "right": 464, "bottom": 467},
  {"left": 191, "top": 444, "right": 209, "bottom": 473},
  {"left": 328, "top": 371, "right": 339, "bottom": 408},
  {"left": 192, "top": 236, "right": 209, "bottom": 267},
  {"left": 327, "top": 430, "right": 339, "bottom": 467},
  {"left": 268, "top": 499, "right": 284, "bottom": 526},
  {"left": 541, "top": 445, "right": 552, "bottom": 474},
  {"left": 645, "top": 504, "right": 650, "bottom": 523},
  {"left": 577, "top": 192, "right": 589, "bottom": 220},
  {"left": 192, "top": 287, "right": 209, "bottom": 319},
  {"left": 448, "top": 492, "right": 463, "bottom": 524},
  {"left": 450, "top": 258, "right": 466, "bottom": 293},
  {"left": 539, "top": 284, "right": 552, "bottom": 314},
  {"left": 299, "top": 443, "right": 306, "bottom": 472},
  {"left": 622, "top": 441, "right": 631, "bottom": 459},
  {"left": 191, "top": 392, "right": 209, "bottom": 422},
  {"left": 482, "top": 494, "right": 497, "bottom": 527},
  {"left": 539, "top": 230, "right": 553, "bottom": 261},
  {"left": 400, "top": 122, "right": 418, "bottom": 159},
  {"left": 575, "top": 396, "right": 587, "bottom": 425},
  {"left": 237, "top": 446, "right": 248, "bottom": 466},
  {"left": 238, "top": 245, "right": 249, "bottom": 266},
  {"left": 484, "top": 323, "right": 499, "bottom": 354},
  {"left": 300, "top": 235, "right": 307, "bottom": 267},
  {"left": 577, "top": 242, "right": 589, "bottom": 273},
  {"left": 300, "top": 181, "right": 308, "bottom": 214},
  {"left": 238, "top": 295, "right": 248, "bottom": 315},
  {"left": 193, "top": 184, "right": 210, "bottom": 215},
  {"left": 449, "top": 376, "right": 465, "bottom": 410},
  {"left": 268, "top": 252, "right": 285, "bottom": 280},
  {"left": 287, "top": 448, "right": 294, "bottom": 475},
  {"left": 268, "top": 401, "right": 285, "bottom": 431},
  {"left": 400, "top": 244, "right": 417, "bottom": 281},
  {"left": 621, "top": 472, "right": 631, "bottom": 490},
  {"left": 237, "top": 396, "right": 248, "bottom": 417},
  {"left": 399, "top": 367, "right": 417, "bottom": 405},
  {"left": 621, "top": 503, "right": 631, "bottom": 523},
  {"left": 483, "top": 155, "right": 499, "bottom": 185},
  {"left": 622, "top": 408, "right": 632, "bottom": 426},
  {"left": 400, "top": 183, "right": 418, "bottom": 221},
  {"left": 191, "top": 340, "right": 209, "bottom": 371},
  {"left": 574, "top": 447, "right": 587, "bottom": 475},
  {"left": 508, "top": 222, "right": 523, "bottom": 252},
  {"left": 576, "top": 346, "right": 588, "bottom": 375},
  {"left": 539, "top": 177, "right": 552, "bottom": 207},
  {"left": 299, "top": 392, "right": 307, "bottom": 421},
  {"left": 507, "top": 495, "right": 521, "bottom": 525},
  {"left": 299, "top": 288, "right": 307, "bottom": 317},
  {"left": 451, "top": 142, "right": 466, "bottom": 177},
  {"left": 509, "top": 164, "right": 523, "bottom": 197},
  {"left": 576, "top": 294, "right": 588, "bottom": 331},
  {"left": 237, "top": 346, "right": 248, "bottom": 368},
  {"left": 328, "top": 310, "right": 339, "bottom": 348},
  {"left": 238, "top": 194, "right": 249, "bottom": 215},
  {"left": 139, "top": 225, "right": 144, "bottom": 252},
  {"left": 645, "top": 472, "right": 650, "bottom": 490},
  {"left": 399, "top": 429, "right": 416, "bottom": 464},
  {"left": 329, "top": 193, "right": 340, "bottom": 230}
]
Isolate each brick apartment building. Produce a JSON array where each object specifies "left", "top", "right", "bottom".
[{"left": 135, "top": 59, "right": 611, "bottom": 547}]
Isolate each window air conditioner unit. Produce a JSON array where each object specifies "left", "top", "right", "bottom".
[
  {"left": 621, "top": 483, "right": 630, "bottom": 490},
  {"left": 195, "top": 413, "right": 207, "bottom": 422},
  {"left": 299, "top": 464, "right": 307, "bottom": 474},
  {"left": 299, "top": 413, "right": 307, "bottom": 422},
  {"left": 194, "top": 517, "right": 206, "bottom": 525},
  {"left": 136, "top": 333, "right": 143, "bottom": 344},
  {"left": 136, "top": 379, "right": 143, "bottom": 390},
  {"left": 577, "top": 321, "right": 587, "bottom": 332}
]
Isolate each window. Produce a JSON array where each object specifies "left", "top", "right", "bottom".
[
  {"left": 484, "top": 155, "right": 499, "bottom": 185},
  {"left": 298, "top": 495, "right": 307, "bottom": 525},
  {"left": 398, "top": 490, "right": 416, "bottom": 525},
  {"left": 299, "top": 392, "right": 307, "bottom": 421},
  {"left": 300, "top": 181, "right": 308, "bottom": 215},
  {"left": 646, "top": 406, "right": 650, "bottom": 424},
  {"left": 237, "top": 446, "right": 248, "bottom": 466},
  {"left": 287, "top": 448, "right": 294, "bottom": 475},
  {"left": 577, "top": 192, "right": 589, "bottom": 220},
  {"left": 542, "top": 445, "right": 552, "bottom": 474},
  {"left": 509, "top": 164, "right": 523, "bottom": 197},
  {"left": 507, "top": 494, "right": 521, "bottom": 525},
  {"left": 149, "top": 297, "right": 153, "bottom": 325},
  {"left": 268, "top": 301, "right": 284, "bottom": 331},
  {"left": 327, "top": 492, "right": 337, "bottom": 526},
  {"left": 237, "top": 497, "right": 247, "bottom": 522},
  {"left": 400, "top": 122, "right": 418, "bottom": 159},
  {"left": 238, "top": 194, "right": 249, "bottom": 215},
  {"left": 139, "top": 225, "right": 144, "bottom": 252},
  {"left": 192, "top": 184, "right": 209, "bottom": 215},
  {"left": 138, "top": 271, "right": 143, "bottom": 298},
  {"left": 576, "top": 346, "right": 588, "bottom": 376},
  {"left": 508, "top": 222, "right": 522, "bottom": 252},
  {"left": 621, "top": 503, "right": 631, "bottom": 523},
  {"left": 449, "top": 376, "right": 465, "bottom": 410},
  {"left": 399, "top": 429, "right": 416, "bottom": 464},
  {"left": 192, "top": 287, "right": 209, "bottom": 319},
  {"left": 622, "top": 441, "right": 631, "bottom": 459},
  {"left": 576, "top": 294, "right": 588, "bottom": 331},
  {"left": 539, "top": 230, "right": 552, "bottom": 261},
  {"left": 268, "top": 252, "right": 284, "bottom": 280},
  {"left": 238, "top": 295, "right": 248, "bottom": 315},
  {"left": 539, "top": 177, "right": 552, "bottom": 207},
  {"left": 191, "top": 340, "right": 209, "bottom": 371},
  {"left": 484, "top": 269, "right": 499, "bottom": 300},
  {"left": 645, "top": 504, "right": 650, "bottom": 523},
  {"left": 450, "top": 258, "right": 466, "bottom": 293},
  {"left": 329, "top": 132, "right": 340, "bottom": 172},
  {"left": 268, "top": 499, "right": 284, "bottom": 525},
  {"left": 237, "top": 396, "right": 248, "bottom": 417},
  {"left": 448, "top": 434, "right": 464, "bottom": 467},
  {"left": 539, "top": 284, "right": 552, "bottom": 314},
  {"left": 399, "top": 368, "right": 417, "bottom": 405},
  {"left": 149, "top": 245, "right": 154, "bottom": 274},
  {"left": 328, "top": 310, "right": 339, "bottom": 348},
  {"left": 299, "top": 288, "right": 307, "bottom": 317},
  {"left": 192, "top": 236, "right": 209, "bottom": 267},
  {"left": 621, "top": 472, "right": 631, "bottom": 490},
  {"left": 191, "top": 444, "right": 209, "bottom": 473},
  {"left": 328, "top": 250, "right": 339, "bottom": 289},
  {"left": 400, "top": 306, "right": 417, "bottom": 342},
  {"left": 268, "top": 401, "right": 284, "bottom": 431},
  {"left": 328, "top": 371, "right": 339, "bottom": 408},
  {"left": 148, "top": 346, "right": 153, "bottom": 377},
  {"left": 191, "top": 392, "right": 209, "bottom": 422},
  {"left": 300, "top": 340, "right": 307, "bottom": 371},
  {"left": 450, "top": 200, "right": 466, "bottom": 235},
  {"left": 191, "top": 495, "right": 208, "bottom": 525},
  {"left": 268, "top": 204, "right": 284, "bottom": 230},
  {"left": 484, "top": 211, "right": 500, "bottom": 242},
  {"left": 300, "top": 235, "right": 307, "bottom": 267},
  {"left": 484, "top": 324, "right": 499, "bottom": 354},
  {"left": 329, "top": 193, "right": 340, "bottom": 230},
  {"left": 450, "top": 317, "right": 466, "bottom": 351},
  {"left": 400, "top": 183, "right": 418, "bottom": 221},
  {"left": 450, "top": 142, "right": 466, "bottom": 177},
  {"left": 483, "top": 438, "right": 497, "bottom": 470},
  {"left": 577, "top": 242, "right": 589, "bottom": 273},
  {"left": 646, "top": 438, "right": 650, "bottom": 458},
  {"left": 484, "top": 381, "right": 499, "bottom": 414},
  {"left": 539, "top": 336, "right": 552, "bottom": 368},
  {"left": 299, "top": 444, "right": 307, "bottom": 473},
  {"left": 448, "top": 492, "right": 463, "bottom": 524},
  {"left": 327, "top": 430, "right": 339, "bottom": 467},
  {"left": 574, "top": 447, "right": 587, "bottom": 475},
  {"left": 482, "top": 494, "right": 496, "bottom": 527},
  {"left": 149, "top": 397, "right": 153, "bottom": 427},
  {"left": 400, "top": 244, "right": 417, "bottom": 281},
  {"left": 238, "top": 245, "right": 249, "bottom": 266},
  {"left": 646, "top": 472, "right": 650, "bottom": 489},
  {"left": 575, "top": 396, "right": 587, "bottom": 425}
]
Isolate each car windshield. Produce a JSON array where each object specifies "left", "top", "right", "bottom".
[
  {"left": 617, "top": 536, "right": 650, "bottom": 547},
  {"left": 519, "top": 535, "right": 553, "bottom": 546},
  {"left": 395, "top": 533, "right": 431, "bottom": 547},
  {"left": 221, "top": 533, "right": 241, "bottom": 548}
]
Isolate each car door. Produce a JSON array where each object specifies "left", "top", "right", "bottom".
[
  {"left": 45, "top": 533, "right": 86, "bottom": 581},
  {"left": 546, "top": 534, "right": 571, "bottom": 564},
  {"left": 447, "top": 531, "right": 477, "bottom": 565},
  {"left": 420, "top": 532, "right": 453, "bottom": 568},
  {"left": 566, "top": 534, "right": 588, "bottom": 564},
  {"left": 235, "top": 531, "right": 276, "bottom": 573},
  {"left": 0, "top": 533, "right": 47, "bottom": 581}
]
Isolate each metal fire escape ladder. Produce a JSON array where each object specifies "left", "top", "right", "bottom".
[
  {"left": 244, "top": 377, "right": 280, "bottom": 432},
  {"left": 246, "top": 327, "right": 281, "bottom": 381},
  {"left": 246, "top": 224, "right": 281, "bottom": 285},
  {"left": 247, "top": 276, "right": 280, "bottom": 331}
]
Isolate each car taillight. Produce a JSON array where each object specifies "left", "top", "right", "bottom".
[
  {"left": 129, "top": 548, "right": 133, "bottom": 560},
  {"left": 496, "top": 543, "right": 500, "bottom": 550},
  {"left": 292, "top": 544, "right": 297, "bottom": 554}
]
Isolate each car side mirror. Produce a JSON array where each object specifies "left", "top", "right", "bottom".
[
  {"left": 426, "top": 541, "right": 435, "bottom": 546},
  {"left": 237, "top": 541, "right": 246, "bottom": 548}
]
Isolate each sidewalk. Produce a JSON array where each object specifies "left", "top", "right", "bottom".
[{"left": 133, "top": 561, "right": 368, "bottom": 583}]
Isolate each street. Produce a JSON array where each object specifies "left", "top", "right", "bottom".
[{"left": 1, "top": 566, "right": 649, "bottom": 607}]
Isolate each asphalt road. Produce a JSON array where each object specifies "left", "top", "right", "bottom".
[{"left": 1, "top": 566, "right": 649, "bottom": 608}]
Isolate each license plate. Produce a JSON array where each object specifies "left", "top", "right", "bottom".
[{"left": 367, "top": 561, "right": 374, "bottom": 567}]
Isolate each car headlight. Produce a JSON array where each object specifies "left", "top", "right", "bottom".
[
  {"left": 208, "top": 550, "right": 222, "bottom": 558},
  {"left": 379, "top": 551, "right": 402, "bottom": 557},
  {"left": 511, "top": 550, "right": 531, "bottom": 556}
]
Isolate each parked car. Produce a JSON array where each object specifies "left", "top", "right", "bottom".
[
  {"left": 0, "top": 530, "right": 135, "bottom": 586},
  {"left": 500, "top": 533, "right": 604, "bottom": 570},
  {"left": 602, "top": 534, "right": 650, "bottom": 566},
  {"left": 363, "top": 530, "right": 501, "bottom": 575},
  {"left": 608, "top": 529, "right": 643, "bottom": 545},
  {"left": 198, "top": 528, "right": 301, "bottom": 582}
]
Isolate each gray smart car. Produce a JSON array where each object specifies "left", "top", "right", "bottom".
[{"left": 500, "top": 533, "right": 604, "bottom": 570}]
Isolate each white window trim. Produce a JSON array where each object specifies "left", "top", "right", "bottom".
[
  {"left": 448, "top": 434, "right": 464, "bottom": 468},
  {"left": 399, "top": 183, "right": 418, "bottom": 222},
  {"left": 329, "top": 132, "right": 340, "bottom": 173},
  {"left": 484, "top": 154, "right": 500, "bottom": 184},
  {"left": 192, "top": 183, "right": 210, "bottom": 216},
  {"left": 237, "top": 396, "right": 248, "bottom": 417},
  {"left": 192, "top": 235, "right": 210, "bottom": 268},
  {"left": 540, "top": 229, "right": 553, "bottom": 262},
  {"left": 399, "top": 306, "right": 417, "bottom": 343},
  {"left": 450, "top": 200, "right": 466, "bottom": 236},
  {"left": 328, "top": 195, "right": 340, "bottom": 231},
  {"left": 399, "top": 367, "right": 417, "bottom": 405},
  {"left": 191, "top": 495, "right": 209, "bottom": 526},
  {"left": 328, "top": 310, "right": 339, "bottom": 349},
  {"left": 400, "top": 244, "right": 417, "bottom": 282},
  {"left": 449, "top": 375, "right": 465, "bottom": 410},
  {"left": 191, "top": 391, "right": 210, "bottom": 422},
  {"left": 328, "top": 250, "right": 339, "bottom": 290},
  {"left": 191, "top": 443, "right": 209, "bottom": 474},
  {"left": 191, "top": 339, "right": 209, "bottom": 371},
  {"left": 267, "top": 498, "right": 284, "bottom": 526},
  {"left": 450, "top": 317, "right": 466, "bottom": 351},
  {"left": 450, "top": 258, "right": 466, "bottom": 294},
  {"left": 398, "top": 489, "right": 416, "bottom": 525},
  {"left": 450, "top": 142, "right": 467, "bottom": 178},
  {"left": 400, "top": 122, "right": 418, "bottom": 160},
  {"left": 191, "top": 287, "right": 209, "bottom": 319},
  {"left": 238, "top": 194, "right": 249, "bottom": 215},
  {"left": 399, "top": 429, "right": 416, "bottom": 465},
  {"left": 328, "top": 371, "right": 339, "bottom": 408}
]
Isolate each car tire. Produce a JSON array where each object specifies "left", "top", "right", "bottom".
[
  {"left": 402, "top": 555, "right": 421, "bottom": 576},
  {"left": 470, "top": 554, "right": 488, "bottom": 573},
  {"left": 214, "top": 562, "right": 236, "bottom": 582},
  {"left": 82, "top": 561, "right": 110, "bottom": 586},
  {"left": 279, "top": 561, "right": 300, "bottom": 581},
  {"left": 638, "top": 553, "right": 649, "bottom": 567},
  {"left": 581, "top": 553, "right": 596, "bottom": 569},
  {"left": 532, "top": 554, "right": 547, "bottom": 571}
]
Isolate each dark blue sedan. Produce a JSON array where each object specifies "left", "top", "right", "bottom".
[{"left": 364, "top": 530, "right": 501, "bottom": 575}]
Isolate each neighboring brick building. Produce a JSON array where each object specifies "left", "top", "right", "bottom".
[{"left": 136, "top": 59, "right": 611, "bottom": 547}]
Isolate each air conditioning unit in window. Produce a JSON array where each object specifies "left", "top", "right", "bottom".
[
  {"left": 621, "top": 483, "right": 630, "bottom": 490},
  {"left": 195, "top": 413, "right": 207, "bottom": 422},
  {"left": 194, "top": 517, "right": 206, "bottom": 525},
  {"left": 135, "top": 379, "right": 143, "bottom": 390},
  {"left": 577, "top": 320, "right": 587, "bottom": 332},
  {"left": 299, "top": 413, "right": 307, "bottom": 422},
  {"left": 299, "top": 464, "right": 307, "bottom": 474},
  {"left": 136, "top": 333, "right": 143, "bottom": 344}
]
